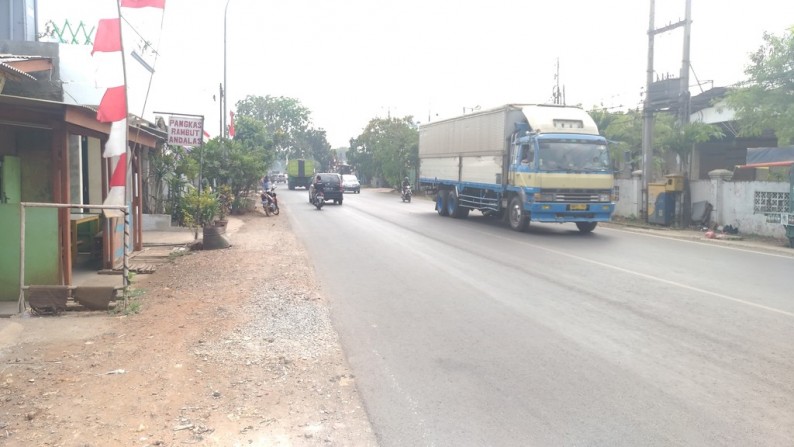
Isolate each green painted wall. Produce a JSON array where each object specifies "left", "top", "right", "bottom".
[
  {"left": 1, "top": 155, "right": 21, "bottom": 203},
  {"left": 87, "top": 137, "right": 102, "bottom": 207},
  {"left": 0, "top": 205, "right": 59, "bottom": 301},
  {"left": 17, "top": 130, "right": 52, "bottom": 202}
]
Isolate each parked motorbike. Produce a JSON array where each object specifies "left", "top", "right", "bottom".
[
  {"left": 401, "top": 185, "right": 412, "bottom": 203},
  {"left": 261, "top": 187, "right": 280, "bottom": 216},
  {"left": 313, "top": 191, "right": 325, "bottom": 210}
]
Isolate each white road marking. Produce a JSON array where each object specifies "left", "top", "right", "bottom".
[
  {"left": 600, "top": 226, "right": 794, "bottom": 260},
  {"left": 486, "top": 231, "right": 794, "bottom": 319}
]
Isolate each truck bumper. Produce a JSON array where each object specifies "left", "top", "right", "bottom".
[{"left": 528, "top": 202, "right": 614, "bottom": 222}]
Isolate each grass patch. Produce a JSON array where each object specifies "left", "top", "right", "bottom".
[
  {"left": 111, "top": 288, "right": 145, "bottom": 315},
  {"left": 169, "top": 247, "right": 191, "bottom": 260}
]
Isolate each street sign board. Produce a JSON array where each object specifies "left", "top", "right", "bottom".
[{"left": 167, "top": 116, "right": 203, "bottom": 147}]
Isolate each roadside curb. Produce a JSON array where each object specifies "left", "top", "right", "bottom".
[{"left": 602, "top": 221, "right": 794, "bottom": 255}]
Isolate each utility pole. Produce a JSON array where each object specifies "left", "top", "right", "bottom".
[
  {"left": 552, "top": 58, "right": 565, "bottom": 105},
  {"left": 679, "top": 0, "right": 693, "bottom": 226},
  {"left": 223, "top": 0, "right": 231, "bottom": 139},
  {"left": 641, "top": 0, "right": 656, "bottom": 221},
  {"left": 679, "top": 0, "right": 692, "bottom": 126},
  {"left": 219, "top": 83, "right": 224, "bottom": 137},
  {"left": 641, "top": 0, "right": 691, "bottom": 222}
]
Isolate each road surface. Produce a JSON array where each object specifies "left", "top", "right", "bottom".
[{"left": 281, "top": 186, "right": 794, "bottom": 447}]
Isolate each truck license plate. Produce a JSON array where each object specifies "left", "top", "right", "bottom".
[{"left": 570, "top": 204, "right": 588, "bottom": 211}]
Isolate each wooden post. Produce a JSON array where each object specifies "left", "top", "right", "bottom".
[
  {"left": 122, "top": 207, "right": 129, "bottom": 309},
  {"left": 103, "top": 155, "right": 111, "bottom": 269},
  {"left": 18, "top": 204, "right": 26, "bottom": 313},
  {"left": 133, "top": 145, "right": 143, "bottom": 251},
  {"left": 60, "top": 126, "right": 72, "bottom": 286}
]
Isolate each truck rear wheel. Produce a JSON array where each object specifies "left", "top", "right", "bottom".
[
  {"left": 447, "top": 191, "right": 469, "bottom": 218},
  {"left": 436, "top": 191, "right": 449, "bottom": 216},
  {"left": 576, "top": 222, "right": 597, "bottom": 233},
  {"left": 508, "top": 196, "right": 529, "bottom": 232}
]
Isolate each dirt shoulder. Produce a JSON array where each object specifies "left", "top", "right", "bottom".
[{"left": 0, "top": 210, "right": 376, "bottom": 446}]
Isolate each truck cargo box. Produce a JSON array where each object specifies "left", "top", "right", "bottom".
[{"left": 419, "top": 105, "right": 527, "bottom": 158}]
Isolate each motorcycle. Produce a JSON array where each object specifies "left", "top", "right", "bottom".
[
  {"left": 313, "top": 190, "right": 325, "bottom": 210},
  {"left": 401, "top": 185, "right": 412, "bottom": 203},
  {"left": 261, "top": 187, "right": 280, "bottom": 216}
]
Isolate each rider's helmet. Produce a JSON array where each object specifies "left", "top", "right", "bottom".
[
  {"left": 404, "top": 176, "right": 409, "bottom": 181},
  {"left": 316, "top": 175, "right": 322, "bottom": 181}
]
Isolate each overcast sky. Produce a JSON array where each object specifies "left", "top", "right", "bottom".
[{"left": 38, "top": 0, "right": 794, "bottom": 148}]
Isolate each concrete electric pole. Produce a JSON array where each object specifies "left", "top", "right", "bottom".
[
  {"left": 641, "top": 0, "right": 656, "bottom": 221},
  {"left": 641, "top": 0, "right": 692, "bottom": 222}
]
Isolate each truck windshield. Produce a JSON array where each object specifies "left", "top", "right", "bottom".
[{"left": 537, "top": 138, "right": 610, "bottom": 172}]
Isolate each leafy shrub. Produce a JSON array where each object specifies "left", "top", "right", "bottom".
[{"left": 181, "top": 188, "right": 219, "bottom": 229}]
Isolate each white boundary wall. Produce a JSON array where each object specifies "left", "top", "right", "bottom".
[{"left": 614, "top": 177, "right": 789, "bottom": 238}]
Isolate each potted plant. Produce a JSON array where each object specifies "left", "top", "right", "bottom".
[
  {"left": 215, "top": 184, "right": 233, "bottom": 227},
  {"left": 182, "top": 188, "right": 219, "bottom": 240}
]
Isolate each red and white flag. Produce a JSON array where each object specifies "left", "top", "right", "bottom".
[
  {"left": 105, "top": 119, "right": 128, "bottom": 158},
  {"left": 121, "top": 0, "right": 166, "bottom": 8},
  {"left": 94, "top": 0, "right": 165, "bottom": 215},
  {"left": 97, "top": 85, "right": 127, "bottom": 123},
  {"left": 229, "top": 111, "right": 236, "bottom": 138},
  {"left": 91, "top": 19, "right": 121, "bottom": 55},
  {"left": 103, "top": 153, "right": 127, "bottom": 217},
  {"left": 92, "top": 15, "right": 126, "bottom": 159}
]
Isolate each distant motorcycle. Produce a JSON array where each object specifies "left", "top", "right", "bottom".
[
  {"left": 401, "top": 185, "right": 412, "bottom": 203},
  {"left": 312, "top": 190, "right": 325, "bottom": 210},
  {"left": 261, "top": 187, "right": 280, "bottom": 216}
]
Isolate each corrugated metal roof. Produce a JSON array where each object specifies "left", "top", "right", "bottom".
[
  {"left": 0, "top": 54, "right": 52, "bottom": 64},
  {"left": 0, "top": 63, "right": 36, "bottom": 81},
  {"left": 0, "top": 54, "right": 53, "bottom": 81},
  {"left": 0, "top": 95, "right": 167, "bottom": 142}
]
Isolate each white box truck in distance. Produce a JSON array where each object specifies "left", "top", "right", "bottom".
[{"left": 418, "top": 104, "right": 615, "bottom": 232}]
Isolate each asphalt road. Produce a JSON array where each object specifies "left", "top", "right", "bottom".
[{"left": 281, "top": 186, "right": 794, "bottom": 447}]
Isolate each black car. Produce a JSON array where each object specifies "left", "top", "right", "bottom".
[{"left": 309, "top": 173, "right": 345, "bottom": 205}]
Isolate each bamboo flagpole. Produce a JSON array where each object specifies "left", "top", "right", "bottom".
[{"left": 93, "top": 0, "right": 166, "bottom": 303}]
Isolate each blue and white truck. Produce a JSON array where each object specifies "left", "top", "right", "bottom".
[{"left": 418, "top": 104, "right": 615, "bottom": 232}]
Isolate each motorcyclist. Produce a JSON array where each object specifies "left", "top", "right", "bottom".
[
  {"left": 311, "top": 174, "right": 325, "bottom": 203},
  {"left": 401, "top": 177, "right": 411, "bottom": 195}
]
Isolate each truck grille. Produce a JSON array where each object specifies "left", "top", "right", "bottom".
[{"left": 542, "top": 190, "right": 610, "bottom": 203}]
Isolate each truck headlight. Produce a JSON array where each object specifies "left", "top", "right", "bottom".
[
  {"left": 599, "top": 193, "right": 610, "bottom": 202},
  {"left": 534, "top": 193, "right": 555, "bottom": 202}
]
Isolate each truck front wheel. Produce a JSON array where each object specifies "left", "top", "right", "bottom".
[
  {"left": 576, "top": 222, "right": 597, "bottom": 233},
  {"left": 508, "top": 196, "right": 529, "bottom": 232},
  {"left": 436, "top": 191, "right": 450, "bottom": 216}
]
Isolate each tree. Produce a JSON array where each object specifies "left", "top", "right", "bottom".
[
  {"left": 299, "top": 128, "right": 333, "bottom": 171},
  {"left": 146, "top": 145, "right": 198, "bottom": 226},
  {"left": 145, "top": 145, "right": 195, "bottom": 214},
  {"left": 591, "top": 108, "right": 722, "bottom": 179},
  {"left": 232, "top": 113, "right": 277, "bottom": 171},
  {"left": 346, "top": 136, "right": 376, "bottom": 185},
  {"left": 235, "top": 95, "right": 312, "bottom": 159},
  {"left": 352, "top": 116, "right": 418, "bottom": 188},
  {"left": 591, "top": 108, "right": 644, "bottom": 173},
  {"left": 726, "top": 27, "right": 794, "bottom": 144},
  {"left": 190, "top": 137, "right": 268, "bottom": 212},
  {"left": 655, "top": 117, "right": 724, "bottom": 175}
]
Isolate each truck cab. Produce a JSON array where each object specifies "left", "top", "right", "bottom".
[{"left": 505, "top": 106, "right": 615, "bottom": 232}]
